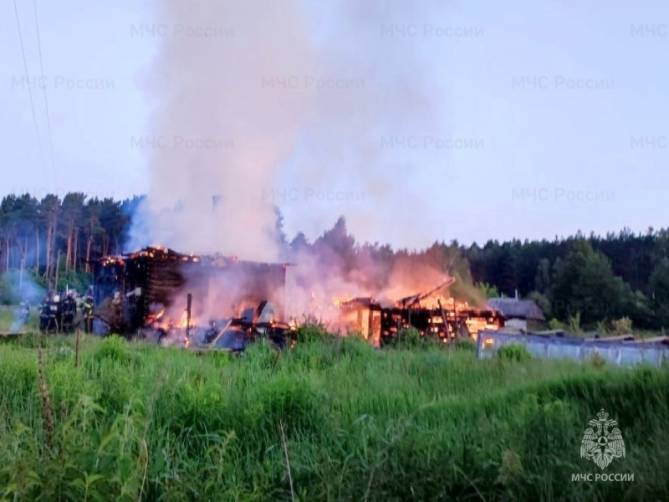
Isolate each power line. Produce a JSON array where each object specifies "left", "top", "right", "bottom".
[
  {"left": 32, "top": 0, "right": 56, "bottom": 181},
  {"left": 12, "top": 0, "right": 46, "bottom": 176}
]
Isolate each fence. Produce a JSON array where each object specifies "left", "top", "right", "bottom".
[{"left": 476, "top": 331, "right": 669, "bottom": 367}]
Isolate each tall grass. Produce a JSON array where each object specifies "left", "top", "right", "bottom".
[
  {"left": 0, "top": 332, "right": 667, "bottom": 500},
  {"left": 0, "top": 306, "right": 15, "bottom": 331}
]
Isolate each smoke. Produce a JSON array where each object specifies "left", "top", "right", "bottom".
[
  {"left": 282, "top": 1, "right": 446, "bottom": 246},
  {"left": 0, "top": 270, "right": 45, "bottom": 331},
  {"left": 139, "top": 217, "right": 484, "bottom": 331},
  {"left": 281, "top": 218, "right": 483, "bottom": 325},
  {"left": 130, "top": 0, "right": 448, "bottom": 257},
  {"left": 0, "top": 270, "right": 44, "bottom": 305},
  {"left": 129, "top": 0, "right": 314, "bottom": 260},
  {"left": 127, "top": 0, "right": 471, "bottom": 327},
  {"left": 159, "top": 259, "right": 288, "bottom": 327}
]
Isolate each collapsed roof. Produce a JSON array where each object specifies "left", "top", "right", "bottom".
[{"left": 487, "top": 298, "right": 545, "bottom": 321}]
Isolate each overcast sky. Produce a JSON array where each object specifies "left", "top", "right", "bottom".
[{"left": 1, "top": 1, "right": 667, "bottom": 248}]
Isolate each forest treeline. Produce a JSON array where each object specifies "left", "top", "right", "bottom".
[
  {"left": 286, "top": 217, "right": 669, "bottom": 330},
  {"left": 1, "top": 193, "right": 668, "bottom": 329},
  {"left": 0, "top": 193, "right": 139, "bottom": 295}
]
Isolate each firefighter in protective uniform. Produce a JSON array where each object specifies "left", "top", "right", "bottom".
[
  {"left": 61, "top": 292, "right": 77, "bottom": 333},
  {"left": 82, "top": 290, "right": 95, "bottom": 333}
]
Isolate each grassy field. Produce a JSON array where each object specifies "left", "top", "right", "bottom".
[
  {"left": 0, "top": 330, "right": 667, "bottom": 501},
  {"left": 0, "top": 305, "right": 15, "bottom": 331}
]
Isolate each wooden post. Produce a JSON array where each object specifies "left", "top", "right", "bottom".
[
  {"left": 438, "top": 299, "right": 450, "bottom": 340},
  {"left": 186, "top": 293, "right": 192, "bottom": 340}
]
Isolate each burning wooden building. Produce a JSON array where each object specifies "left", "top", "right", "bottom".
[
  {"left": 94, "top": 246, "right": 289, "bottom": 333},
  {"left": 339, "top": 279, "right": 504, "bottom": 346}
]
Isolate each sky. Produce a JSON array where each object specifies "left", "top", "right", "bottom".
[{"left": 1, "top": 0, "right": 667, "bottom": 249}]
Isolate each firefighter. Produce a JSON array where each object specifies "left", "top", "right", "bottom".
[
  {"left": 52, "top": 293, "right": 63, "bottom": 333},
  {"left": 39, "top": 293, "right": 60, "bottom": 333},
  {"left": 82, "top": 290, "right": 95, "bottom": 333},
  {"left": 61, "top": 292, "right": 77, "bottom": 333},
  {"left": 39, "top": 295, "right": 50, "bottom": 332}
]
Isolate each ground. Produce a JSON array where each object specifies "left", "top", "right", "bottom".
[{"left": 0, "top": 324, "right": 667, "bottom": 500}]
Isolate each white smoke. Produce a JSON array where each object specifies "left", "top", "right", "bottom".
[{"left": 130, "top": 0, "right": 448, "bottom": 258}]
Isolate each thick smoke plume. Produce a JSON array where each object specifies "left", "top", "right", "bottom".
[
  {"left": 130, "top": 0, "right": 313, "bottom": 260},
  {"left": 130, "top": 0, "right": 446, "bottom": 257}
]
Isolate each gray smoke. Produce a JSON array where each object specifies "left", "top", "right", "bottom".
[
  {"left": 130, "top": 0, "right": 448, "bottom": 258},
  {"left": 1, "top": 270, "right": 44, "bottom": 331}
]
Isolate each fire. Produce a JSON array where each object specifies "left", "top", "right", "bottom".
[
  {"left": 332, "top": 277, "right": 504, "bottom": 345},
  {"left": 145, "top": 306, "right": 195, "bottom": 335},
  {"left": 408, "top": 294, "right": 469, "bottom": 311},
  {"left": 332, "top": 296, "right": 353, "bottom": 307},
  {"left": 146, "top": 308, "right": 166, "bottom": 326},
  {"left": 99, "top": 244, "right": 504, "bottom": 349},
  {"left": 176, "top": 310, "right": 190, "bottom": 329}
]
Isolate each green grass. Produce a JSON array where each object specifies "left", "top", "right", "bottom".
[
  {"left": 0, "top": 332, "right": 667, "bottom": 500},
  {"left": 0, "top": 306, "right": 14, "bottom": 331}
]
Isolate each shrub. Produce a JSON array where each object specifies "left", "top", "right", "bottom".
[
  {"left": 93, "top": 336, "right": 134, "bottom": 365},
  {"left": 53, "top": 270, "right": 93, "bottom": 295},
  {"left": 595, "top": 320, "right": 609, "bottom": 335},
  {"left": 394, "top": 327, "right": 425, "bottom": 348},
  {"left": 611, "top": 316, "right": 633, "bottom": 335},
  {"left": 567, "top": 312, "right": 582, "bottom": 334},
  {"left": 296, "top": 324, "right": 332, "bottom": 344},
  {"left": 497, "top": 343, "right": 531, "bottom": 363},
  {"left": 452, "top": 337, "right": 476, "bottom": 352},
  {"left": 547, "top": 318, "right": 565, "bottom": 331}
]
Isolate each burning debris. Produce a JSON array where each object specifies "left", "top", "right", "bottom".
[
  {"left": 94, "top": 246, "right": 292, "bottom": 348},
  {"left": 337, "top": 278, "right": 503, "bottom": 347},
  {"left": 93, "top": 245, "right": 505, "bottom": 350},
  {"left": 152, "top": 299, "right": 295, "bottom": 353}
]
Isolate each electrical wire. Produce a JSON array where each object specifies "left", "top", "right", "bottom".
[
  {"left": 11, "top": 0, "right": 46, "bottom": 176},
  {"left": 32, "top": 0, "right": 56, "bottom": 180}
]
